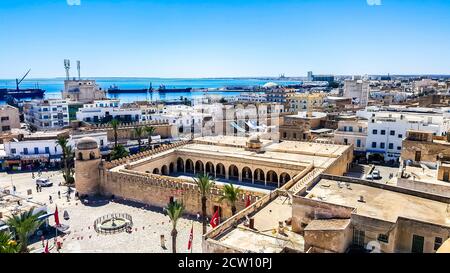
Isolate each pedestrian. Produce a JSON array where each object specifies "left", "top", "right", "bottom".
[
  {"left": 32, "top": 172, "right": 35, "bottom": 179},
  {"left": 196, "top": 212, "right": 201, "bottom": 221},
  {"left": 58, "top": 191, "right": 61, "bottom": 199},
  {"left": 13, "top": 185, "right": 16, "bottom": 193},
  {"left": 49, "top": 195, "right": 53, "bottom": 204},
  {"left": 36, "top": 184, "right": 39, "bottom": 192}
]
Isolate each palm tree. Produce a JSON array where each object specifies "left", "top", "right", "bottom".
[
  {"left": 56, "top": 136, "right": 74, "bottom": 185},
  {"left": 144, "top": 126, "right": 156, "bottom": 148},
  {"left": 110, "top": 119, "right": 120, "bottom": 148},
  {"left": 134, "top": 127, "right": 144, "bottom": 151},
  {"left": 219, "top": 183, "right": 242, "bottom": 216},
  {"left": 0, "top": 231, "right": 21, "bottom": 253},
  {"left": 110, "top": 144, "right": 129, "bottom": 160},
  {"left": 194, "top": 174, "right": 214, "bottom": 234},
  {"left": 165, "top": 200, "right": 184, "bottom": 253},
  {"left": 6, "top": 209, "right": 44, "bottom": 253}
]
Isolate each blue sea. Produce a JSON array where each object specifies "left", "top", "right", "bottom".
[{"left": 0, "top": 78, "right": 302, "bottom": 103}]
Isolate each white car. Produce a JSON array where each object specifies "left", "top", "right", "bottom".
[
  {"left": 36, "top": 178, "right": 53, "bottom": 187},
  {"left": 366, "top": 170, "right": 382, "bottom": 180}
]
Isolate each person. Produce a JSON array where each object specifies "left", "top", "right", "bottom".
[
  {"left": 49, "top": 195, "right": 53, "bottom": 204},
  {"left": 58, "top": 191, "right": 61, "bottom": 199},
  {"left": 196, "top": 212, "right": 201, "bottom": 221},
  {"left": 32, "top": 172, "right": 35, "bottom": 179},
  {"left": 13, "top": 185, "right": 16, "bottom": 193},
  {"left": 36, "top": 184, "right": 39, "bottom": 192}
]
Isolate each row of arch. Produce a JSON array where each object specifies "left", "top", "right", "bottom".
[{"left": 150, "top": 158, "right": 292, "bottom": 188}]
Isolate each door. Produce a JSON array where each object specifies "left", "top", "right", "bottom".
[
  {"left": 415, "top": 151, "right": 421, "bottom": 162},
  {"left": 353, "top": 229, "right": 365, "bottom": 248},
  {"left": 444, "top": 171, "right": 449, "bottom": 182},
  {"left": 412, "top": 235, "right": 424, "bottom": 253}
]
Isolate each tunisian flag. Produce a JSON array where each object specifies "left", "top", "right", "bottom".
[
  {"left": 210, "top": 209, "right": 220, "bottom": 228},
  {"left": 245, "top": 195, "right": 251, "bottom": 208},
  {"left": 44, "top": 241, "right": 49, "bottom": 253},
  {"left": 187, "top": 224, "right": 193, "bottom": 252},
  {"left": 54, "top": 206, "right": 60, "bottom": 226}
]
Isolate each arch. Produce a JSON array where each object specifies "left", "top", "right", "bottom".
[
  {"left": 89, "top": 151, "right": 96, "bottom": 160},
  {"left": 177, "top": 158, "right": 184, "bottom": 173},
  {"left": 280, "top": 173, "right": 291, "bottom": 186},
  {"left": 242, "top": 167, "right": 252, "bottom": 183},
  {"left": 205, "top": 162, "right": 215, "bottom": 177},
  {"left": 78, "top": 152, "right": 83, "bottom": 160},
  {"left": 228, "top": 165, "right": 239, "bottom": 180},
  {"left": 216, "top": 163, "right": 226, "bottom": 178},
  {"left": 195, "top": 160, "right": 204, "bottom": 174},
  {"left": 267, "top": 170, "right": 278, "bottom": 187},
  {"left": 169, "top": 162, "right": 174, "bottom": 173},
  {"left": 254, "top": 169, "right": 265, "bottom": 185},
  {"left": 185, "top": 159, "right": 194, "bottom": 174},
  {"left": 161, "top": 165, "right": 169, "bottom": 175},
  {"left": 153, "top": 168, "right": 160, "bottom": 174}
]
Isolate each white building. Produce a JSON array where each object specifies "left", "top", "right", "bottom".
[
  {"left": 235, "top": 92, "right": 267, "bottom": 103},
  {"left": 357, "top": 107, "right": 449, "bottom": 162},
  {"left": 333, "top": 118, "right": 368, "bottom": 156},
  {"left": 343, "top": 77, "right": 370, "bottom": 107},
  {"left": 23, "top": 99, "right": 70, "bottom": 130},
  {"left": 61, "top": 79, "right": 107, "bottom": 103},
  {"left": 76, "top": 99, "right": 142, "bottom": 123}
]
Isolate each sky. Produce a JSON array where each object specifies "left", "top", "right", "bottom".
[{"left": 0, "top": 0, "right": 450, "bottom": 78}]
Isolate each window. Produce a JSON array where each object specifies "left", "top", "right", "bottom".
[
  {"left": 11, "top": 148, "right": 16, "bottom": 154},
  {"left": 2, "top": 126, "right": 10, "bottom": 131},
  {"left": 100, "top": 140, "right": 104, "bottom": 147},
  {"left": 353, "top": 229, "right": 365, "bottom": 248},
  {"left": 343, "top": 126, "right": 347, "bottom": 132},
  {"left": 380, "top": 142, "right": 385, "bottom": 149},
  {"left": 344, "top": 138, "right": 348, "bottom": 145},
  {"left": 372, "top": 142, "right": 377, "bottom": 148},
  {"left": 34, "top": 147, "right": 39, "bottom": 154},
  {"left": 398, "top": 134, "right": 403, "bottom": 138},
  {"left": 349, "top": 127, "right": 353, "bottom": 132},
  {"left": 389, "top": 143, "right": 394, "bottom": 149},
  {"left": 45, "top": 147, "right": 50, "bottom": 153},
  {"left": 390, "top": 130, "right": 395, "bottom": 136},
  {"left": 358, "top": 127, "right": 363, "bottom": 133},
  {"left": 1, "top": 116, "right": 9, "bottom": 121},
  {"left": 381, "top": 130, "right": 386, "bottom": 135},
  {"left": 435, "top": 237, "right": 443, "bottom": 251},
  {"left": 378, "top": 234, "right": 389, "bottom": 243},
  {"left": 372, "top": 129, "right": 378, "bottom": 135},
  {"left": 357, "top": 139, "right": 361, "bottom": 147},
  {"left": 397, "top": 146, "right": 401, "bottom": 150},
  {"left": 23, "top": 148, "right": 28, "bottom": 155}
]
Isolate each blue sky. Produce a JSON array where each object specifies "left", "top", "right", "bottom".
[{"left": 0, "top": 0, "right": 449, "bottom": 78}]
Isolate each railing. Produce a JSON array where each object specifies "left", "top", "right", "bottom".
[{"left": 93, "top": 213, "right": 133, "bottom": 235}]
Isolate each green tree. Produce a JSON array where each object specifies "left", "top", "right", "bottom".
[
  {"left": 56, "top": 136, "right": 75, "bottom": 185},
  {"left": 0, "top": 231, "right": 21, "bottom": 253},
  {"left": 110, "top": 144, "right": 129, "bottom": 160},
  {"left": 6, "top": 209, "right": 45, "bottom": 253},
  {"left": 144, "top": 126, "right": 156, "bottom": 148},
  {"left": 165, "top": 200, "right": 184, "bottom": 253},
  {"left": 219, "top": 183, "right": 242, "bottom": 216},
  {"left": 134, "top": 127, "right": 144, "bottom": 151},
  {"left": 110, "top": 119, "right": 120, "bottom": 148},
  {"left": 194, "top": 174, "right": 214, "bottom": 234}
]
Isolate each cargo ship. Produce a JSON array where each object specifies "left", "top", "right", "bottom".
[
  {"left": 107, "top": 84, "right": 150, "bottom": 94},
  {"left": 157, "top": 84, "right": 192, "bottom": 93},
  {"left": 0, "top": 69, "right": 45, "bottom": 100}
]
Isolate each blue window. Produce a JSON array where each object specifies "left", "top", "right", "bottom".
[
  {"left": 23, "top": 148, "right": 28, "bottom": 155},
  {"left": 373, "top": 130, "right": 377, "bottom": 135},
  {"left": 45, "top": 147, "right": 50, "bottom": 154},
  {"left": 34, "top": 147, "right": 39, "bottom": 154},
  {"left": 380, "top": 142, "right": 385, "bottom": 149},
  {"left": 11, "top": 148, "right": 16, "bottom": 154},
  {"left": 357, "top": 139, "right": 361, "bottom": 147},
  {"left": 372, "top": 142, "right": 376, "bottom": 148}
]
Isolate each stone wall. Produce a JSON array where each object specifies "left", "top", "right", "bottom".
[
  {"left": 99, "top": 169, "right": 265, "bottom": 218},
  {"left": 397, "top": 178, "right": 450, "bottom": 198},
  {"left": 401, "top": 140, "right": 450, "bottom": 163}
]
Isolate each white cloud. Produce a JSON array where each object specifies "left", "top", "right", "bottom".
[
  {"left": 367, "top": 0, "right": 382, "bottom": 6},
  {"left": 67, "top": 0, "right": 81, "bottom": 6}
]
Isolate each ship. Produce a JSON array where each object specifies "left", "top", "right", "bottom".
[
  {"left": 107, "top": 84, "right": 151, "bottom": 94},
  {"left": 0, "top": 69, "right": 45, "bottom": 99},
  {"left": 157, "top": 84, "right": 192, "bottom": 93}
]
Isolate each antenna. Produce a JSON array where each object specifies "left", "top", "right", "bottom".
[
  {"left": 77, "top": 60, "right": 81, "bottom": 80},
  {"left": 64, "top": 59, "right": 71, "bottom": 80}
]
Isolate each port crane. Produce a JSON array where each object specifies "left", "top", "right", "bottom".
[{"left": 15, "top": 69, "right": 31, "bottom": 91}]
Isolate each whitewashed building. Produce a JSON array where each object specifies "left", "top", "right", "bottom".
[
  {"left": 76, "top": 99, "right": 142, "bottom": 123},
  {"left": 23, "top": 99, "right": 70, "bottom": 130}
]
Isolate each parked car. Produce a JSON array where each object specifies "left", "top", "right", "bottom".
[
  {"left": 36, "top": 177, "right": 53, "bottom": 187},
  {"left": 366, "top": 170, "right": 382, "bottom": 180}
]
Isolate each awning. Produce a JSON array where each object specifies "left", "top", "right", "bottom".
[{"left": 21, "top": 154, "right": 49, "bottom": 160}]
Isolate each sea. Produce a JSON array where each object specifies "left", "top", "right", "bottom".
[{"left": 0, "top": 78, "right": 302, "bottom": 103}]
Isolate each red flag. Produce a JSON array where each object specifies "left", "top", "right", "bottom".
[
  {"left": 187, "top": 224, "right": 193, "bottom": 251},
  {"left": 210, "top": 209, "right": 219, "bottom": 228},
  {"left": 54, "top": 206, "right": 60, "bottom": 226},
  {"left": 245, "top": 195, "right": 251, "bottom": 208},
  {"left": 44, "top": 241, "right": 49, "bottom": 253}
]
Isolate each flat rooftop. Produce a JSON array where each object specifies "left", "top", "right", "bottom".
[
  {"left": 216, "top": 196, "right": 305, "bottom": 253},
  {"left": 306, "top": 178, "right": 450, "bottom": 227}
]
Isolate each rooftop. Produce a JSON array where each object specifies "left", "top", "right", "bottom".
[{"left": 306, "top": 178, "right": 450, "bottom": 227}]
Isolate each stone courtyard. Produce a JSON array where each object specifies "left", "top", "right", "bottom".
[{"left": 0, "top": 171, "right": 203, "bottom": 253}]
